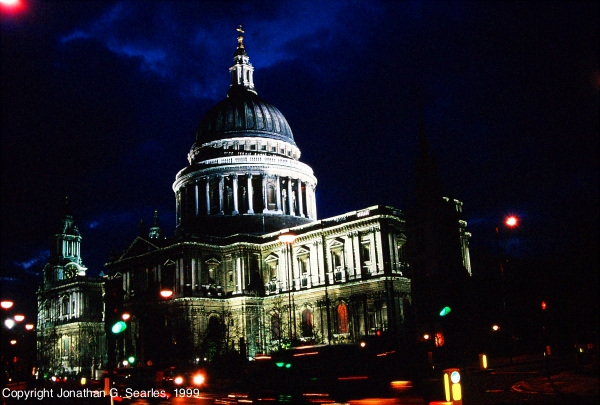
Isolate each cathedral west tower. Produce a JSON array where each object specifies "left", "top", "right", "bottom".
[{"left": 173, "top": 26, "right": 317, "bottom": 237}]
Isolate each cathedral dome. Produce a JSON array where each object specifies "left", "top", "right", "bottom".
[
  {"left": 195, "top": 90, "right": 295, "bottom": 145},
  {"left": 174, "top": 26, "right": 317, "bottom": 238}
]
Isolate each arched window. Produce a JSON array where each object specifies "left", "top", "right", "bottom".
[
  {"left": 337, "top": 303, "right": 348, "bottom": 334},
  {"left": 301, "top": 309, "right": 313, "bottom": 338}
]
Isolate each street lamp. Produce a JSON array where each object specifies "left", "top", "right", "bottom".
[
  {"left": 159, "top": 289, "right": 174, "bottom": 364},
  {"left": 495, "top": 215, "right": 519, "bottom": 363},
  {"left": 160, "top": 289, "right": 174, "bottom": 299},
  {"left": 496, "top": 215, "right": 519, "bottom": 311},
  {"left": 278, "top": 232, "right": 297, "bottom": 342},
  {"left": 1, "top": 300, "right": 14, "bottom": 310}
]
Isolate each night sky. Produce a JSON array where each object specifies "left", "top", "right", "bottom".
[{"left": 1, "top": 1, "right": 598, "bottom": 328}]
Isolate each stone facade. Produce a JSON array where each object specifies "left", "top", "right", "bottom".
[
  {"left": 36, "top": 199, "right": 106, "bottom": 378},
  {"left": 106, "top": 205, "right": 411, "bottom": 363},
  {"left": 103, "top": 27, "right": 471, "bottom": 368}
]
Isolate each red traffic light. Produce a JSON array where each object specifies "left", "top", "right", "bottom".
[{"left": 541, "top": 301, "right": 547, "bottom": 310}]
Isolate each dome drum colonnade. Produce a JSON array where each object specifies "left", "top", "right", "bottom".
[
  {"left": 174, "top": 157, "right": 317, "bottom": 222},
  {"left": 173, "top": 25, "right": 317, "bottom": 235}
]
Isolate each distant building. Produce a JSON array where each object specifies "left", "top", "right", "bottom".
[
  {"left": 36, "top": 198, "right": 106, "bottom": 379},
  {"left": 104, "top": 27, "right": 471, "bottom": 366},
  {"left": 406, "top": 104, "right": 473, "bottom": 356}
]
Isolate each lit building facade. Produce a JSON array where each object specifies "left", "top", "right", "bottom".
[
  {"left": 104, "top": 27, "right": 471, "bottom": 365},
  {"left": 36, "top": 199, "right": 106, "bottom": 378}
]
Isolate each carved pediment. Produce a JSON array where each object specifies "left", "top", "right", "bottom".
[{"left": 120, "top": 237, "right": 160, "bottom": 260}]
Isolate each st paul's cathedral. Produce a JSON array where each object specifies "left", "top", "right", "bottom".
[{"left": 37, "top": 27, "right": 472, "bottom": 373}]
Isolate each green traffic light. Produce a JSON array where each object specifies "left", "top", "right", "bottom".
[
  {"left": 439, "top": 306, "right": 451, "bottom": 317},
  {"left": 111, "top": 321, "right": 127, "bottom": 334},
  {"left": 128, "top": 356, "right": 135, "bottom": 363}
]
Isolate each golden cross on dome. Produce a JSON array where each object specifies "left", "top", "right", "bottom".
[{"left": 237, "top": 25, "right": 245, "bottom": 49}]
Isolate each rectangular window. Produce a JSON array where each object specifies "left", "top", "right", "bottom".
[{"left": 360, "top": 241, "right": 371, "bottom": 263}]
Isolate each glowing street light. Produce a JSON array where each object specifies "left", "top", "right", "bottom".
[
  {"left": 505, "top": 216, "right": 518, "bottom": 227},
  {"left": 160, "top": 289, "right": 173, "bottom": 299},
  {"left": 496, "top": 214, "right": 520, "bottom": 311},
  {"left": 13, "top": 314, "right": 25, "bottom": 322},
  {"left": 4, "top": 319, "right": 16, "bottom": 329},
  {"left": 25, "top": 324, "right": 35, "bottom": 331},
  {"left": 1, "top": 300, "right": 14, "bottom": 310}
]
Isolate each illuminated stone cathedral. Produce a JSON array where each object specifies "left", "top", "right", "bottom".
[{"left": 104, "top": 27, "right": 471, "bottom": 366}]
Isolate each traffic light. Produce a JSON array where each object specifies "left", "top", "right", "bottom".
[
  {"left": 541, "top": 301, "right": 547, "bottom": 310},
  {"left": 439, "top": 306, "right": 451, "bottom": 317},
  {"left": 111, "top": 321, "right": 127, "bottom": 334}
]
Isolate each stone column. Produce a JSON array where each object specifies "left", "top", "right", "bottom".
[
  {"left": 190, "top": 258, "right": 195, "bottom": 291},
  {"left": 236, "top": 256, "right": 243, "bottom": 294},
  {"left": 218, "top": 175, "right": 224, "bottom": 215},
  {"left": 232, "top": 175, "right": 239, "bottom": 215},
  {"left": 287, "top": 177, "right": 294, "bottom": 216},
  {"left": 276, "top": 175, "right": 282, "bottom": 212},
  {"left": 351, "top": 231, "right": 360, "bottom": 279},
  {"left": 247, "top": 174, "right": 254, "bottom": 214},
  {"left": 262, "top": 175, "right": 268, "bottom": 213},
  {"left": 297, "top": 179, "right": 304, "bottom": 217},
  {"left": 194, "top": 180, "right": 199, "bottom": 216},
  {"left": 205, "top": 178, "right": 211, "bottom": 215}
]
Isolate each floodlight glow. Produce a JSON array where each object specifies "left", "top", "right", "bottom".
[
  {"left": 278, "top": 233, "right": 296, "bottom": 243},
  {"left": 4, "top": 319, "right": 15, "bottom": 329}
]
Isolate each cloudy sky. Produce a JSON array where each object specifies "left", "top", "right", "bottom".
[{"left": 1, "top": 1, "right": 598, "bottom": 313}]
